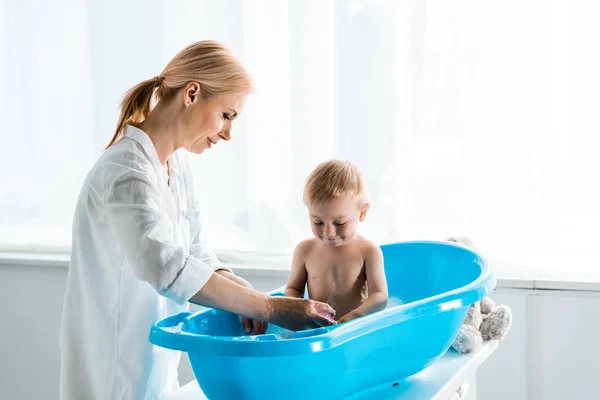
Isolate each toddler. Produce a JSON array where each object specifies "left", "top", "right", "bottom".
[{"left": 285, "top": 160, "right": 388, "bottom": 323}]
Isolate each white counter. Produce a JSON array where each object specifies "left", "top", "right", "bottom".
[{"left": 164, "top": 341, "right": 499, "bottom": 400}]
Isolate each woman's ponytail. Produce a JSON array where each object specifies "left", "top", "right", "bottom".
[{"left": 105, "top": 76, "right": 163, "bottom": 149}]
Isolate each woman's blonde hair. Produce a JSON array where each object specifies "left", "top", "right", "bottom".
[
  {"left": 106, "top": 40, "right": 254, "bottom": 148},
  {"left": 304, "top": 160, "right": 370, "bottom": 210}
]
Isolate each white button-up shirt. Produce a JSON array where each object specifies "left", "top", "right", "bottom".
[{"left": 60, "top": 125, "right": 229, "bottom": 400}]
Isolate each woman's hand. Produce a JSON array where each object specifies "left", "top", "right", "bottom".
[
  {"left": 222, "top": 269, "right": 336, "bottom": 332},
  {"left": 215, "top": 270, "right": 268, "bottom": 335},
  {"left": 190, "top": 272, "right": 334, "bottom": 334},
  {"left": 267, "top": 296, "right": 336, "bottom": 331}
]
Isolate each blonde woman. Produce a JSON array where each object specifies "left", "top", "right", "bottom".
[{"left": 59, "top": 41, "right": 335, "bottom": 400}]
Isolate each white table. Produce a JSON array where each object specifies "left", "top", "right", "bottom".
[{"left": 164, "top": 341, "right": 498, "bottom": 400}]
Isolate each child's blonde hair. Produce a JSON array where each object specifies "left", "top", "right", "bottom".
[
  {"left": 303, "top": 160, "right": 370, "bottom": 210},
  {"left": 106, "top": 40, "right": 254, "bottom": 148}
]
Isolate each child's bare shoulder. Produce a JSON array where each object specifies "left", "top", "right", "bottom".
[
  {"left": 355, "top": 236, "right": 382, "bottom": 259},
  {"left": 293, "top": 238, "right": 319, "bottom": 258}
]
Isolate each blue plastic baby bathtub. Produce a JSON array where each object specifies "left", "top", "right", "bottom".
[{"left": 150, "top": 241, "right": 495, "bottom": 400}]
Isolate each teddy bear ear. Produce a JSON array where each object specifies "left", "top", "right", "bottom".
[
  {"left": 480, "top": 297, "right": 496, "bottom": 314},
  {"left": 446, "top": 236, "right": 476, "bottom": 249}
]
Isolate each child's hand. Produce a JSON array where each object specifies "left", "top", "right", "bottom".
[{"left": 336, "top": 313, "right": 355, "bottom": 323}]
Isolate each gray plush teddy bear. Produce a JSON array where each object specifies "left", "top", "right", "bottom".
[{"left": 446, "top": 236, "right": 513, "bottom": 354}]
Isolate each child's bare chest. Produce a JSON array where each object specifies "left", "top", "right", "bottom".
[{"left": 305, "top": 250, "right": 367, "bottom": 294}]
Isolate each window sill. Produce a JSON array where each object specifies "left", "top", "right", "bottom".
[{"left": 2, "top": 251, "right": 600, "bottom": 293}]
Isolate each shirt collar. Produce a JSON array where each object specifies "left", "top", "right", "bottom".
[{"left": 123, "top": 124, "right": 179, "bottom": 182}]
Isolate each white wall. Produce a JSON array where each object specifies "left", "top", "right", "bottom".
[
  {"left": 477, "top": 289, "right": 600, "bottom": 400},
  {"left": 0, "top": 264, "right": 66, "bottom": 400},
  {"left": 2, "top": 262, "right": 599, "bottom": 400}
]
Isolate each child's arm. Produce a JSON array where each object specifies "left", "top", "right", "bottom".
[
  {"left": 337, "top": 244, "right": 388, "bottom": 323},
  {"left": 284, "top": 240, "right": 310, "bottom": 298}
]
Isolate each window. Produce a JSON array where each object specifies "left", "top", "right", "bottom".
[{"left": 2, "top": 0, "right": 598, "bottom": 272}]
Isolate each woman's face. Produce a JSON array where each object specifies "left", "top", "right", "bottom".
[{"left": 179, "top": 83, "right": 247, "bottom": 154}]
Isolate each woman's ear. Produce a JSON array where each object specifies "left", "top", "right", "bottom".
[{"left": 184, "top": 82, "right": 200, "bottom": 107}]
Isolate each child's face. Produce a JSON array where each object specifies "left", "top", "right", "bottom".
[{"left": 308, "top": 194, "right": 365, "bottom": 248}]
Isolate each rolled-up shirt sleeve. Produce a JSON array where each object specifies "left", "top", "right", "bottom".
[
  {"left": 191, "top": 239, "right": 232, "bottom": 273},
  {"left": 184, "top": 208, "right": 232, "bottom": 274},
  {"left": 106, "top": 168, "right": 214, "bottom": 305}
]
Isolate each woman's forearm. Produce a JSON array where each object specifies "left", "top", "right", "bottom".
[
  {"left": 215, "top": 269, "right": 252, "bottom": 288},
  {"left": 190, "top": 272, "right": 271, "bottom": 322}
]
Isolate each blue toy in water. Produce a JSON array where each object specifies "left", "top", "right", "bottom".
[{"left": 149, "top": 241, "right": 495, "bottom": 400}]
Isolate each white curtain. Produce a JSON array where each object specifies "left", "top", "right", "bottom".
[
  {"left": 0, "top": 0, "right": 94, "bottom": 251},
  {"left": 2, "top": 0, "right": 599, "bottom": 272}
]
